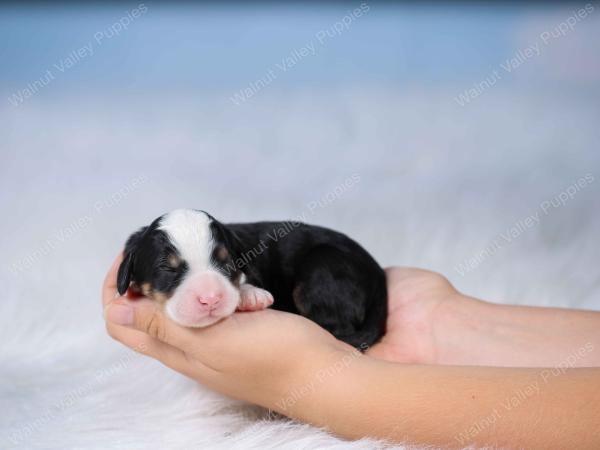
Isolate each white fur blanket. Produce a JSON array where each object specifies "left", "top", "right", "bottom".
[{"left": 1, "top": 81, "right": 599, "bottom": 450}]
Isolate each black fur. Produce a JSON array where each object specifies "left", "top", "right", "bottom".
[
  {"left": 222, "top": 220, "right": 387, "bottom": 348},
  {"left": 117, "top": 219, "right": 189, "bottom": 297}
]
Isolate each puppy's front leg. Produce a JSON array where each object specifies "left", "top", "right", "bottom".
[{"left": 237, "top": 284, "right": 274, "bottom": 311}]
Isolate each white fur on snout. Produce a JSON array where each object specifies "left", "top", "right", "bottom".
[
  {"left": 158, "top": 209, "right": 240, "bottom": 327},
  {"left": 165, "top": 271, "right": 240, "bottom": 327}
]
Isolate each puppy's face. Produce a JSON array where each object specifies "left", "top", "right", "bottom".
[{"left": 117, "top": 209, "right": 243, "bottom": 327}]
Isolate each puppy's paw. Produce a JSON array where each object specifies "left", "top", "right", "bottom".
[{"left": 238, "top": 284, "right": 274, "bottom": 311}]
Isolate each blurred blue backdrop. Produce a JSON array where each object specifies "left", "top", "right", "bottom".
[{"left": 1, "top": 2, "right": 598, "bottom": 96}]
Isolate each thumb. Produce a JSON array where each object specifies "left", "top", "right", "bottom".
[{"left": 105, "top": 299, "right": 190, "bottom": 348}]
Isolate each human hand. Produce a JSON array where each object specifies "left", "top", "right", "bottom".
[
  {"left": 102, "top": 254, "right": 352, "bottom": 410},
  {"left": 367, "top": 267, "right": 460, "bottom": 364}
]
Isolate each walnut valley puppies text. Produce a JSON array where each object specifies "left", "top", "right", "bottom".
[
  {"left": 229, "top": 3, "right": 370, "bottom": 105},
  {"left": 455, "top": 173, "right": 594, "bottom": 276},
  {"left": 454, "top": 3, "right": 595, "bottom": 106},
  {"left": 7, "top": 3, "right": 148, "bottom": 107}
]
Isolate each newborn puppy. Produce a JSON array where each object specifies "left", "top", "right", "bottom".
[{"left": 117, "top": 209, "right": 387, "bottom": 348}]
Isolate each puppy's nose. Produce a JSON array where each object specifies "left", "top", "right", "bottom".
[{"left": 196, "top": 293, "right": 222, "bottom": 309}]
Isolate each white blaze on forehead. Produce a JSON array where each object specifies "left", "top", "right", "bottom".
[{"left": 158, "top": 209, "right": 214, "bottom": 272}]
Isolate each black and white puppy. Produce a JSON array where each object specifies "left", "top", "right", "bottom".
[{"left": 117, "top": 209, "right": 387, "bottom": 348}]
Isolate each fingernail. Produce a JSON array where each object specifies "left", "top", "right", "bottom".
[{"left": 106, "top": 304, "right": 134, "bottom": 326}]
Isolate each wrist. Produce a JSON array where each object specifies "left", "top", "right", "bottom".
[
  {"left": 432, "top": 292, "right": 497, "bottom": 365},
  {"left": 274, "top": 348, "right": 407, "bottom": 442},
  {"left": 270, "top": 341, "right": 361, "bottom": 418}
]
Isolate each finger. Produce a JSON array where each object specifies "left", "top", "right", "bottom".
[
  {"left": 106, "top": 320, "right": 185, "bottom": 366},
  {"left": 105, "top": 297, "right": 199, "bottom": 351},
  {"left": 105, "top": 320, "right": 217, "bottom": 381},
  {"left": 365, "top": 341, "right": 388, "bottom": 360},
  {"left": 366, "top": 345, "right": 397, "bottom": 363},
  {"left": 106, "top": 321, "right": 169, "bottom": 358},
  {"left": 102, "top": 253, "right": 124, "bottom": 307}
]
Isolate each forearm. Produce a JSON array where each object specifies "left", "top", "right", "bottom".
[
  {"left": 278, "top": 351, "right": 600, "bottom": 448},
  {"left": 435, "top": 294, "right": 600, "bottom": 367}
]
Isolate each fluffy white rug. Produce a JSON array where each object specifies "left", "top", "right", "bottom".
[{"left": 1, "top": 83, "right": 598, "bottom": 450}]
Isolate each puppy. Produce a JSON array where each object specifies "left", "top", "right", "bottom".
[{"left": 117, "top": 209, "right": 387, "bottom": 348}]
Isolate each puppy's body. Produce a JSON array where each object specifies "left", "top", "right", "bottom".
[
  {"left": 228, "top": 221, "right": 387, "bottom": 347},
  {"left": 118, "top": 210, "right": 387, "bottom": 348}
]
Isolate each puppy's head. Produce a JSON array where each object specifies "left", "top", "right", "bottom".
[{"left": 117, "top": 209, "right": 244, "bottom": 327}]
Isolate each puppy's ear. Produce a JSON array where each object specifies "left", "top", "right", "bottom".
[
  {"left": 117, "top": 253, "right": 134, "bottom": 296},
  {"left": 117, "top": 227, "right": 147, "bottom": 295}
]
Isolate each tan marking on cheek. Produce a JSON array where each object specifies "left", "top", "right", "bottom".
[
  {"left": 151, "top": 291, "right": 169, "bottom": 304},
  {"left": 141, "top": 282, "right": 152, "bottom": 297},
  {"left": 168, "top": 254, "right": 181, "bottom": 268},
  {"left": 141, "top": 285, "right": 169, "bottom": 304}
]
